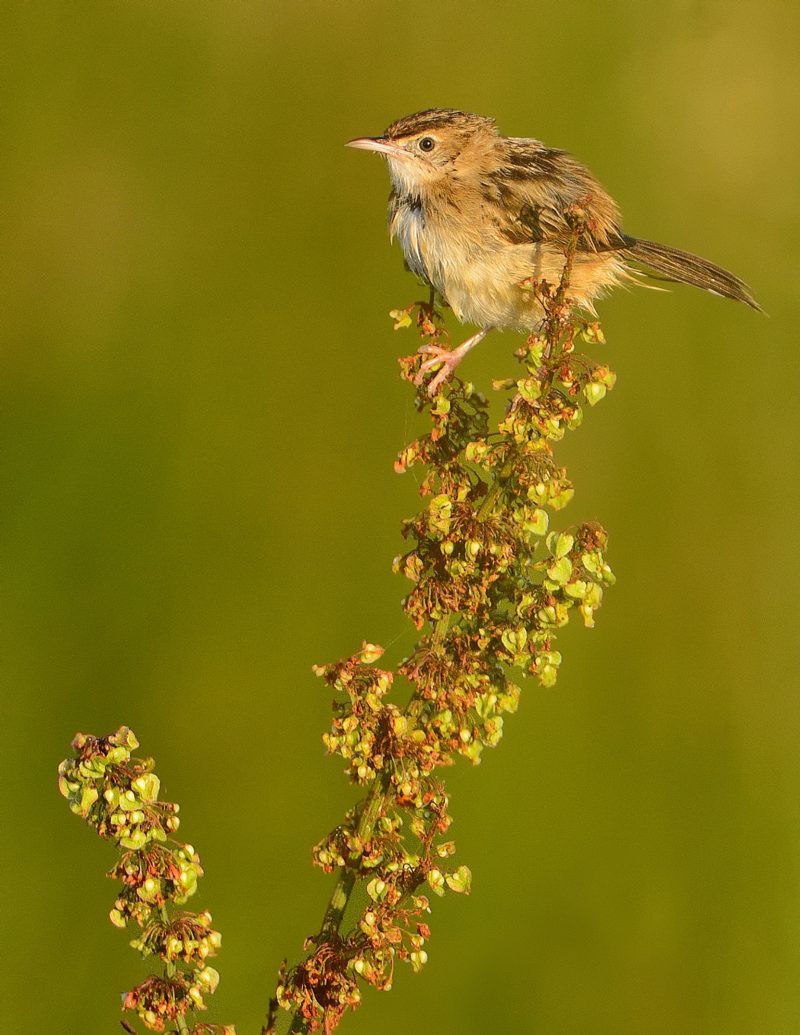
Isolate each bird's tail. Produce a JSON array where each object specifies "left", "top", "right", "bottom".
[{"left": 622, "top": 237, "right": 761, "bottom": 311}]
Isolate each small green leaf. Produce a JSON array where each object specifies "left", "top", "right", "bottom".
[
  {"left": 525, "top": 508, "right": 549, "bottom": 536},
  {"left": 547, "top": 556, "right": 573, "bottom": 584},
  {"left": 584, "top": 382, "right": 606, "bottom": 406},
  {"left": 554, "top": 532, "right": 574, "bottom": 558},
  {"left": 516, "top": 377, "right": 541, "bottom": 402},
  {"left": 445, "top": 865, "right": 472, "bottom": 894},
  {"left": 427, "top": 868, "right": 446, "bottom": 897}
]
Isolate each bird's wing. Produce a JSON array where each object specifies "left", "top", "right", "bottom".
[{"left": 487, "top": 137, "right": 629, "bottom": 252}]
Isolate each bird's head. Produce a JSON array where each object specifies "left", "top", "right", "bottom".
[{"left": 346, "top": 108, "right": 499, "bottom": 197}]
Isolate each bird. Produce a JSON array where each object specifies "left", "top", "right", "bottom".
[{"left": 346, "top": 108, "right": 759, "bottom": 393}]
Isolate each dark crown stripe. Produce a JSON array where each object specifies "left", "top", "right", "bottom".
[{"left": 385, "top": 108, "right": 496, "bottom": 140}]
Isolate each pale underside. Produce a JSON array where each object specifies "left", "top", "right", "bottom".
[{"left": 390, "top": 201, "right": 631, "bottom": 332}]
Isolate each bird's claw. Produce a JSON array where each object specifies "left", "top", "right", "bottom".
[{"left": 414, "top": 344, "right": 460, "bottom": 395}]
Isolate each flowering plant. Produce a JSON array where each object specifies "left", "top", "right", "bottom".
[
  {"left": 58, "top": 727, "right": 233, "bottom": 1035},
  {"left": 276, "top": 252, "right": 615, "bottom": 1032},
  {"left": 60, "top": 236, "right": 615, "bottom": 1034}
]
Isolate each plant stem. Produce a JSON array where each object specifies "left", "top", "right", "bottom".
[
  {"left": 288, "top": 1008, "right": 305, "bottom": 1033},
  {"left": 160, "top": 904, "right": 191, "bottom": 1034},
  {"left": 477, "top": 468, "right": 508, "bottom": 522},
  {"left": 287, "top": 460, "right": 511, "bottom": 1033},
  {"left": 318, "top": 778, "right": 387, "bottom": 938}
]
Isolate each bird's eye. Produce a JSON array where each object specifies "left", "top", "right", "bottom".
[{"left": 418, "top": 136, "right": 436, "bottom": 153}]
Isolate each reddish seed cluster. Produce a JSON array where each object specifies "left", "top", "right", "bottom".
[
  {"left": 57, "top": 728, "right": 232, "bottom": 1034},
  {"left": 277, "top": 268, "right": 616, "bottom": 1032}
]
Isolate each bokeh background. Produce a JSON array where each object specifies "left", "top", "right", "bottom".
[{"left": 3, "top": 1, "right": 799, "bottom": 1032}]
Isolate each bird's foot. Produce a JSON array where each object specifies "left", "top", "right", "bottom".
[
  {"left": 413, "top": 330, "right": 489, "bottom": 396},
  {"left": 414, "top": 344, "right": 464, "bottom": 395}
]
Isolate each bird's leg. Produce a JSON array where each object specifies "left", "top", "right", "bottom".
[{"left": 414, "top": 329, "right": 489, "bottom": 395}]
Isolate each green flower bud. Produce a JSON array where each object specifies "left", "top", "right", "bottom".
[
  {"left": 409, "top": 950, "right": 428, "bottom": 972},
  {"left": 119, "top": 829, "right": 147, "bottom": 851},
  {"left": 366, "top": 877, "right": 388, "bottom": 901},
  {"left": 77, "top": 785, "right": 98, "bottom": 816},
  {"left": 118, "top": 790, "right": 138, "bottom": 812},
  {"left": 427, "top": 869, "right": 446, "bottom": 896},
  {"left": 196, "top": 966, "right": 220, "bottom": 993},
  {"left": 139, "top": 877, "right": 160, "bottom": 902},
  {"left": 131, "top": 773, "right": 160, "bottom": 802},
  {"left": 109, "top": 908, "right": 126, "bottom": 929}
]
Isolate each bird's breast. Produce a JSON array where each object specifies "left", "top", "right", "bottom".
[
  {"left": 390, "top": 201, "right": 530, "bottom": 328},
  {"left": 390, "top": 198, "right": 486, "bottom": 299},
  {"left": 389, "top": 198, "right": 624, "bottom": 330}
]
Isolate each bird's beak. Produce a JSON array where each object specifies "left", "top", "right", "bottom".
[{"left": 345, "top": 136, "right": 407, "bottom": 158}]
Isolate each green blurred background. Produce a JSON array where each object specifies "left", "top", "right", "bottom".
[{"left": 3, "top": 1, "right": 799, "bottom": 1032}]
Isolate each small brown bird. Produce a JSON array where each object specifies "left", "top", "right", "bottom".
[{"left": 347, "top": 108, "right": 759, "bottom": 392}]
